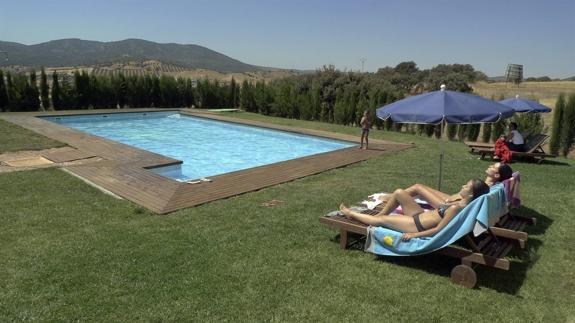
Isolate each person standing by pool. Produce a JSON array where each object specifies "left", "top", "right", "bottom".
[{"left": 360, "top": 110, "right": 371, "bottom": 150}]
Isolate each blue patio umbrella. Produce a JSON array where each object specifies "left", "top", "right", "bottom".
[
  {"left": 499, "top": 95, "right": 552, "bottom": 113},
  {"left": 376, "top": 85, "right": 515, "bottom": 190}
]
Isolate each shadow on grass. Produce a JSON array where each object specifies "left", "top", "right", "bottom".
[
  {"left": 540, "top": 159, "right": 571, "bottom": 166},
  {"left": 331, "top": 230, "right": 540, "bottom": 294},
  {"left": 471, "top": 155, "right": 571, "bottom": 167},
  {"left": 516, "top": 157, "right": 571, "bottom": 166},
  {"left": 476, "top": 238, "right": 542, "bottom": 294},
  {"left": 514, "top": 205, "right": 553, "bottom": 236}
]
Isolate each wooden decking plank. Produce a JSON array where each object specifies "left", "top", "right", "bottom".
[{"left": 42, "top": 149, "right": 97, "bottom": 163}]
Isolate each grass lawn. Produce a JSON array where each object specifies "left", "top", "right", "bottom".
[
  {"left": 0, "top": 119, "right": 65, "bottom": 153},
  {"left": 1, "top": 112, "right": 574, "bottom": 321}
]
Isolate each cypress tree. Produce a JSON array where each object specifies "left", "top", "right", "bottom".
[
  {"left": 6, "top": 73, "right": 14, "bottom": 111},
  {"left": 0, "top": 70, "right": 8, "bottom": 111},
  {"left": 333, "top": 93, "right": 346, "bottom": 124},
  {"left": 481, "top": 123, "right": 492, "bottom": 143},
  {"left": 240, "top": 80, "right": 255, "bottom": 112},
  {"left": 230, "top": 77, "right": 238, "bottom": 108},
  {"left": 51, "top": 72, "right": 61, "bottom": 110},
  {"left": 184, "top": 78, "right": 195, "bottom": 107},
  {"left": 8, "top": 74, "right": 27, "bottom": 111},
  {"left": 560, "top": 93, "right": 575, "bottom": 157},
  {"left": 446, "top": 124, "right": 457, "bottom": 140},
  {"left": 416, "top": 124, "right": 425, "bottom": 135},
  {"left": 457, "top": 124, "right": 468, "bottom": 141},
  {"left": 28, "top": 70, "right": 41, "bottom": 111},
  {"left": 423, "top": 124, "right": 434, "bottom": 137},
  {"left": 467, "top": 124, "right": 481, "bottom": 141},
  {"left": 549, "top": 93, "right": 565, "bottom": 155},
  {"left": 434, "top": 123, "right": 442, "bottom": 139},
  {"left": 116, "top": 73, "right": 127, "bottom": 108},
  {"left": 40, "top": 68, "right": 50, "bottom": 110}
]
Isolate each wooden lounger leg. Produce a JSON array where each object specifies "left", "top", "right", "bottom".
[{"left": 339, "top": 229, "right": 349, "bottom": 249}]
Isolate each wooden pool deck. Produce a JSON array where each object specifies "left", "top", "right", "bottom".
[{"left": 1, "top": 109, "right": 411, "bottom": 214}]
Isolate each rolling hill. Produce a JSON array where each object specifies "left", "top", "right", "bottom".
[{"left": 0, "top": 38, "right": 262, "bottom": 73}]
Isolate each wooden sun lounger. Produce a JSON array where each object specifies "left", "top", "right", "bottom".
[
  {"left": 320, "top": 207, "right": 524, "bottom": 288},
  {"left": 474, "top": 134, "right": 556, "bottom": 163},
  {"left": 465, "top": 131, "right": 530, "bottom": 153}
]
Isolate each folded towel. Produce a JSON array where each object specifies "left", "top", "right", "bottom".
[
  {"left": 365, "top": 185, "right": 507, "bottom": 256},
  {"left": 505, "top": 172, "right": 521, "bottom": 208},
  {"left": 361, "top": 193, "right": 387, "bottom": 210}
]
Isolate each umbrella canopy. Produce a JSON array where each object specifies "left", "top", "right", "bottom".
[
  {"left": 375, "top": 85, "right": 515, "bottom": 190},
  {"left": 376, "top": 87, "right": 515, "bottom": 124},
  {"left": 499, "top": 95, "right": 552, "bottom": 113}
]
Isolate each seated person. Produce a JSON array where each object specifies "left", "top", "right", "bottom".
[
  {"left": 340, "top": 179, "right": 490, "bottom": 241},
  {"left": 380, "top": 162, "right": 513, "bottom": 208},
  {"left": 505, "top": 122, "right": 525, "bottom": 152}
]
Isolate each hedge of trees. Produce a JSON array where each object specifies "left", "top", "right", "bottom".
[
  {"left": 0, "top": 69, "right": 238, "bottom": 112},
  {"left": 549, "top": 93, "right": 575, "bottom": 157}
]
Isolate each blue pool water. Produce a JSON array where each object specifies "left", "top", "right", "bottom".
[{"left": 41, "top": 112, "right": 355, "bottom": 181}]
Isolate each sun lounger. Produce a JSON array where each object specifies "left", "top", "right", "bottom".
[
  {"left": 465, "top": 131, "right": 530, "bottom": 153},
  {"left": 320, "top": 185, "right": 524, "bottom": 288},
  {"left": 474, "top": 134, "right": 556, "bottom": 163}
]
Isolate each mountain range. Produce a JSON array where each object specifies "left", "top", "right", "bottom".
[{"left": 0, "top": 38, "right": 263, "bottom": 73}]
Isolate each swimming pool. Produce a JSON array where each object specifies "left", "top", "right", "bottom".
[{"left": 41, "top": 112, "right": 355, "bottom": 181}]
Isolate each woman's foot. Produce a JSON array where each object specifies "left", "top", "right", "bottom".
[{"left": 339, "top": 203, "right": 354, "bottom": 219}]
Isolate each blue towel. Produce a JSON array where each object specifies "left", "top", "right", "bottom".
[{"left": 365, "top": 184, "right": 507, "bottom": 256}]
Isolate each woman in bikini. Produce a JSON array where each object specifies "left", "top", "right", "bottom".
[
  {"left": 340, "top": 178, "right": 490, "bottom": 241},
  {"left": 379, "top": 162, "right": 512, "bottom": 208}
]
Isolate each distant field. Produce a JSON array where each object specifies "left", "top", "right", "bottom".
[
  {"left": 473, "top": 81, "right": 575, "bottom": 127},
  {"left": 473, "top": 80, "right": 575, "bottom": 106},
  {"left": 40, "top": 60, "right": 298, "bottom": 83}
]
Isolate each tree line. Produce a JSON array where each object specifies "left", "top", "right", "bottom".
[
  {"left": 0, "top": 62, "right": 572, "bottom": 155},
  {"left": 0, "top": 69, "right": 239, "bottom": 111}
]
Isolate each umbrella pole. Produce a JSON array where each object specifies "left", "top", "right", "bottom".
[{"left": 438, "top": 120, "right": 444, "bottom": 191}]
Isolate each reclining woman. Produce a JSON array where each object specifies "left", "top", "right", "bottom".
[
  {"left": 340, "top": 179, "right": 490, "bottom": 241},
  {"left": 380, "top": 162, "right": 512, "bottom": 209}
]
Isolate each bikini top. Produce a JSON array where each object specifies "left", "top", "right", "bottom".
[
  {"left": 437, "top": 204, "right": 451, "bottom": 218},
  {"left": 438, "top": 198, "right": 462, "bottom": 218}
]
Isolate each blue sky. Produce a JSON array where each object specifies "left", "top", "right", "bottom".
[{"left": 1, "top": 0, "right": 574, "bottom": 78}]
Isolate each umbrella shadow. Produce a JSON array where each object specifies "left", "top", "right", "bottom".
[
  {"left": 513, "top": 205, "right": 553, "bottom": 236},
  {"left": 528, "top": 158, "right": 571, "bottom": 166}
]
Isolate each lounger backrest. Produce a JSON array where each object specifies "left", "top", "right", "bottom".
[
  {"left": 520, "top": 130, "right": 531, "bottom": 140},
  {"left": 524, "top": 134, "right": 548, "bottom": 152}
]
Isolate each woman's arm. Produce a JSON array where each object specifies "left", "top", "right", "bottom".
[{"left": 400, "top": 206, "right": 461, "bottom": 241}]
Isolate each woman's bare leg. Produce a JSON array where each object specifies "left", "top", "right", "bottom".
[
  {"left": 404, "top": 184, "right": 450, "bottom": 208},
  {"left": 340, "top": 204, "right": 419, "bottom": 232},
  {"left": 375, "top": 189, "right": 424, "bottom": 216}
]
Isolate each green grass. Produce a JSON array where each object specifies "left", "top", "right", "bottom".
[
  {"left": 0, "top": 119, "right": 65, "bottom": 153},
  {"left": 1, "top": 112, "right": 574, "bottom": 321}
]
